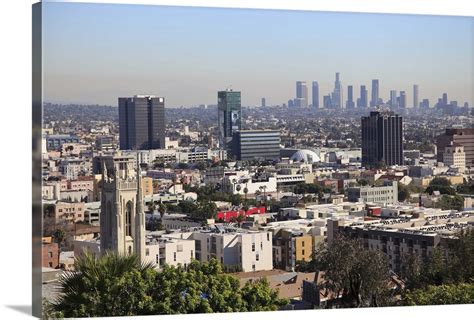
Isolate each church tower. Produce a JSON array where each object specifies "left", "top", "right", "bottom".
[{"left": 100, "top": 154, "right": 146, "bottom": 261}]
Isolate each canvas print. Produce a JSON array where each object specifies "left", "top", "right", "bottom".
[{"left": 33, "top": 1, "right": 474, "bottom": 319}]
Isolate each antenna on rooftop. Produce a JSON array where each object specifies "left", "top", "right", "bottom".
[{"left": 227, "top": 85, "right": 233, "bottom": 91}]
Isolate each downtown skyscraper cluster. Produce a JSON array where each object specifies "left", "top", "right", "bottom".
[{"left": 287, "top": 72, "right": 444, "bottom": 111}]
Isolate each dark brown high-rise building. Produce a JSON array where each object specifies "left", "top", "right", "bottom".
[
  {"left": 436, "top": 128, "right": 474, "bottom": 167},
  {"left": 119, "top": 95, "right": 165, "bottom": 150},
  {"left": 362, "top": 111, "right": 403, "bottom": 167}
]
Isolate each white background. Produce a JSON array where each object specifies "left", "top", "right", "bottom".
[{"left": 0, "top": 0, "right": 472, "bottom": 319}]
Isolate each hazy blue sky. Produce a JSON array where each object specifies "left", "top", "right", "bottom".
[{"left": 42, "top": 2, "right": 473, "bottom": 107}]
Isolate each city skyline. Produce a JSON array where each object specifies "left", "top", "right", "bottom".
[{"left": 43, "top": 3, "right": 473, "bottom": 107}]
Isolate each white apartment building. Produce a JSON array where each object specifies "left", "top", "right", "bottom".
[
  {"left": 74, "top": 234, "right": 195, "bottom": 270},
  {"left": 443, "top": 145, "right": 466, "bottom": 171},
  {"left": 347, "top": 181, "right": 398, "bottom": 205},
  {"left": 233, "top": 177, "right": 277, "bottom": 195},
  {"left": 275, "top": 174, "right": 306, "bottom": 185},
  {"left": 169, "top": 227, "right": 273, "bottom": 272},
  {"left": 276, "top": 162, "right": 313, "bottom": 174},
  {"left": 122, "top": 148, "right": 227, "bottom": 165},
  {"left": 122, "top": 149, "right": 177, "bottom": 165},
  {"left": 59, "top": 158, "right": 91, "bottom": 180},
  {"left": 280, "top": 202, "right": 366, "bottom": 219},
  {"left": 143, "top": 236, "right": 195, "bottom": 269},
  {"left": 224, "top": 170, "right": 278, "bottom": 195},
  {"left": 42, "top": 183, "right": 60, "bottom": 200},
  {"left": 161, "top": 213, "right": 214, "bottom": 230}
]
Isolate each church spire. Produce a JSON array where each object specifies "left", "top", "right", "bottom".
[
  {"left": 102, "top": 158, "right": 108, "bottom": 182},
  {"left": 135, "top": 152, "right": 146, "bottom": 261}
]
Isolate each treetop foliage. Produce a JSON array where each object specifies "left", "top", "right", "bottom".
[{"left": 48, "top": 252, "right": 288, "bottom": 318}]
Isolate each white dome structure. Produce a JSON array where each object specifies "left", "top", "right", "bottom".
[{"left": 290, "top": 149, "right": 321, "bottom": 164}]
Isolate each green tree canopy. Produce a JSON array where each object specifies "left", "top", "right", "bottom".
[
  {"left": 398, "top": 184, "right": 411, "bottom": 202},
  {"left": 456, "top": 181, "right": 474, "bottom": 195},
  {"left": 435, "top": 194, "right": 464, "bottom": 211},
  {"left": 399, "top": 228, "right": 474, "bottom": 292},
  {"left": 158, "top": 203, "right": 167, "bottom": 218},
  {"left": 314, "top": 235, "right": 391, "bottom": 308},
  {"left": 426, "top": 177, "right": 455, "bottom": 195},
  {"left": 293, "top": 183, "right": 327, "bottom": 195},
  {"left": 52, "top": 253, "right": 288, "bottom": 317},
  {"left": 194, "top": 200, "right": 218, "bottom": 220},
  {"left": 404, "top": 283, "right": 474, "bottom": 306},
  {"left": 176, "top": 162, "right": 189, "bottom": 169},
  {"left": 429, "top": 177, "right": 451, "bottom": 187},
  {"left": 177, "top": 200, "right": 199, "bottom": 214}
]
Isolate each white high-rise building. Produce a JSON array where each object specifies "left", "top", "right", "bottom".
[
  {"left": 296, "top": 81, "right": 308, "bottom": 108},
  {"left": 332, "top": 72, "right": 343, "bottom": 108},
  {"left": 390, "top": 90, "right": 398, "bottom": 108},
  {"left": 413, "top": 84, "right": 419, "bottom": 108},
  {"left": 312, "top": 81, "right": 319, "bottom": 108}
]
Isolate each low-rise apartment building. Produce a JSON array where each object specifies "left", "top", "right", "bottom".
[
  {"left": 347, "top": 180, "right": 398, "bottom": 205},
  {"left": 143, "top": 235, "right": 195, "bottom": 269},
  {"left": 42, "top": 238, "right": 59, "bottom": 269},
  {"left": 328, "top": 209, "right": 474, "bottom": 272},
  {"left": 169, "top": 227, "right": 273, "bottom": 272},
  {"left": 273, "top": 229, "right": 313, "bottom": 271},
  {"left": 44, "top": 200, "right": 85, "bottom": 225}
]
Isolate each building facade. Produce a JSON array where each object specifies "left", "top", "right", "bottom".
[
  {"left": 218, "top": 90, "right": 242, "bottom": 148},
  {"left": 144, "top": 236, "right": 195, "bottom": 269},
  {"left": 273, "top": 229, "right": 313, "bottom": 271},
  {"left": 347, "top": 181, "right": 398, "bottom": 205},
  {"left": 296, "top": 81, "right": 308, "bottom": 108},
  {"left": 390, "top": 90, "right": 397, "bottom": 108},
  {"left": 358, "top": 85, "right": 368, "bottom": 108},
  {"left": 119, "top": 95, "right": 166, "bottom": 150},
  {"left": 361, "top": 111, "right": 403, "bottom": 167},
  {"left": 346, "top": 85, "right": 354, "bottom": 109},
  {"left": 331, "top": 73, "right": 343, "bottom": 109},
  {"left": 312, "top": 81, "right": 319, "bottom": 108},
  {"left": 436, "top": 128, "right": 474, "bottom": 168},
  {"left": 399, "top": 91, "right": 407, "bottom": 109},
  {"left": 328, "top": 212, "right": 474, "bottom": 272},
  {"left": 413, "top": 84, "right": 419, "bottom": 108},
  {"left": 46, "top": 134, "right": 80, "bottom": 151},
  {"left": 232, "top": 130, "right": 281, "bottom": 161},
  {"left": 443, "top": 145, "right": 466, "bottom": 171},
  {"left": 176, "top": 228, "right": 273, "bottom": 272},
  {"left": 370, "top": 79, "right": 379, "bottom": 107},
  {"left": 42, "top": 239, "right": 60, "bottom": 268}
]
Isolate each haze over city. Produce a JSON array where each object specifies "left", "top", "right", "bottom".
[{"left": 42, "top": 2, "right": 473, "bottom": 107}]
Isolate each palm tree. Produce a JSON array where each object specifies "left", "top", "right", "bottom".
[
  {"left": 53, "top": 251, "right": 155, "bottom": 317},
  {"left": 255, "top": 190, "right": 261, "bottom": 202},
  {"left": 53, "top": 228, "right": 66, "bottom": 248},
  {"left": 259, "top": 185, "right": 268, "bottom": 210},
  {"left": 259, "top": 185, "right": 267, "bottom": 201},
  {"left": 158, "top": 203, "right": 167, "bottom": 219},
  {"left": 236, "top": 213, "right": 246, "bottom": 228},
  {"left": 243, "top": 186, "right": 249, "bottom": 201},
  {"left": 148, "top": 200, "right": 156, "bottom": 214}
]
